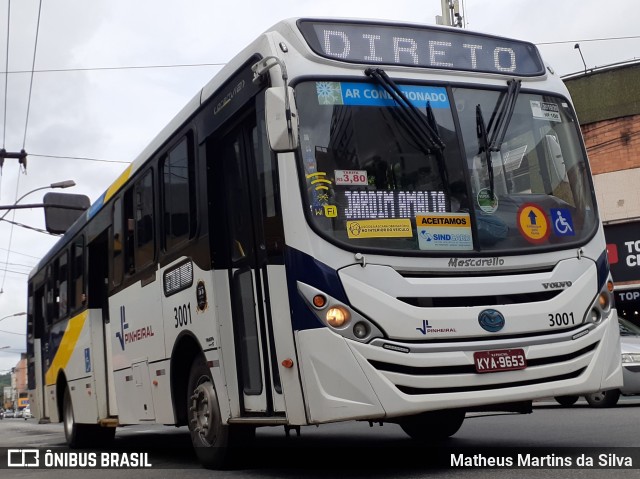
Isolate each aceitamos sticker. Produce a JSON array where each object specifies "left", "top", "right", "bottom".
[{"left": 416, "top": 212, "right": 473, "bottom": 250}]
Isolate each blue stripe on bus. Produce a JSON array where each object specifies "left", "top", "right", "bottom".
[
  {"left": 596, "top": 248, "right": 609, "bottom": 292},
  {"left": 87, "top": 192, "right": 106, "bottom": 220},
  {"left": 284, "top": 246, "right": 349, "bottom": 331}
]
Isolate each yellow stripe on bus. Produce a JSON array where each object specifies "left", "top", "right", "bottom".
[
  {"left": 45, "top": 311, "right": 88, "bottom": 386},
  {"left": 104, "top": 164, "right": 133, "bottom": 203}
]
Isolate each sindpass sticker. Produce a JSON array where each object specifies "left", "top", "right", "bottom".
[{"left": 416, "top": 212, "right": 473, "bottom": 250}]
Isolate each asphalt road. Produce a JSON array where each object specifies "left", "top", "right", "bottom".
[{"left": 2, "top": 397, "right": 640, "bottom": 478}]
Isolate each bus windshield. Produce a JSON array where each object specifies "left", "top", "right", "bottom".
[{"left": 295, "top": 80, "right": 598, "bottom": 254}]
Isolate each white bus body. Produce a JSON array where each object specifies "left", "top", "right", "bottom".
[{"left": 27, "top": 18, "right": 622, "bottom": 468}]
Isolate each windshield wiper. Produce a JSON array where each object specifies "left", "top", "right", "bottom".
[
  {"left": 365, "top": 67, "right": 449, "bottom": 190},
  {"left": 476, "top": 104, "right": 494, "bottom": 198},
  {"left": 476, "top": 79, "right": 522, "bottom": 197}
]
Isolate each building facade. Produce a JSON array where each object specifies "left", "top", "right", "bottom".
[{"left": 10, "top": 353, "right": 28, "bottom": 410}]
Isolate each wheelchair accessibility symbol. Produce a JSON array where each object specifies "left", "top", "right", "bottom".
[{"left": 551, "top": 208, "right": 575, "bottom": 236}]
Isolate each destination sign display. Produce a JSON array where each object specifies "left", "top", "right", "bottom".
[{"left": 298, "top": 19, "right": 545, "bottom": 76}]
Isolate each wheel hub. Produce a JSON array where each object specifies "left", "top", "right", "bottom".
[{"left": 189, "top": 380, "right": 220, "bottom": 446}]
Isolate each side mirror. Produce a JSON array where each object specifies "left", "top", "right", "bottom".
[
  {"left": 43, "top": 192, "right": 90, "bottom": 234},
  {"left": 265, "top": 86, "right": 299, "bottom": 152},
  {"left": 544, "top": 134, "right": 567, "bottom": 182}
]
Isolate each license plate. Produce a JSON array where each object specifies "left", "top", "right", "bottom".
[{"left": 474, "top": 349, "right": 527, "bottom": 374}]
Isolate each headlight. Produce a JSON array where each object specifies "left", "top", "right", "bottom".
[
  {"left": 297, "top": 281, "right": 384, "bottom": 343},
  {"left": 326, "top": 306, "right": 350, "bottom": 328},
  {"left": 585, "top": 279, "right": 615, "bottom": 325},
  {"left": 598, "top": 281, "right": 613, "bottom": 312},
  {"left": 622, "top": 353, "right": 640, "bottom": 363}
]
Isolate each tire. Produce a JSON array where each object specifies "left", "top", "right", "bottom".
[
  {"left": 399, "top": 409, "right": 465, "bottom": 442},
  {"left": 554, "top": 395, "right": 580, "bottom": 407},
  {"left": 63, "top": 387, "right": 115, "bottom": 448},
  {"left": 585, "top": 389, "right": 621, "bottom": 408},
  {"left": 187, "top": 356, "right": 231, "bottom": 469}
]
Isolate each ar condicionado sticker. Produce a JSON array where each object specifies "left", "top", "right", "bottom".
[
  {"left": 517, "top": 203, "right": 550, "bottom": 244},
  {"left": 346, "top": 219, "right": 412, "bottom": 239}
]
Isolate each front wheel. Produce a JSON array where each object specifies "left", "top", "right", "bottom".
[
  {"left": 187, "top": 357, "right": 256, "bottom": 469},
  {"left": 585, "top": 389, "right": 621, "bottom": 408},
  {"left": 398, "top": 409, "right": 465, "bottom": 442},
  {"left": 187, "top": 357, "right": 231, "bottom": 469}
]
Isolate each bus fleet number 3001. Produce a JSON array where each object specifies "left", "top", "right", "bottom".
[{"left": 174, "top": 303, "right": 193, "bottom": 328}]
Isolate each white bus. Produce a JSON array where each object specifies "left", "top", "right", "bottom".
[{"left": 27, "top": 17, "right": 622, "bottom": 468}]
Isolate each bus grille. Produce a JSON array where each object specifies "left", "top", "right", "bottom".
[
  {"left": 395, "top": 368, "right": 586, "bottom": 395},
  {"left": 366, "top": 341, "right": 597, "bottom": 395},
  {"left": 398, "top": 290, "right": 559, "bottom": 308}
]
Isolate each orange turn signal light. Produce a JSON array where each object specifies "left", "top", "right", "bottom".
[{"left": 313, "top": 294, "right": 327, "bottom": 308}]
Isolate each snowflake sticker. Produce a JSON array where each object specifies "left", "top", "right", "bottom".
[{"left": 316, "top": 82, "right": 343, "bottom": 105}]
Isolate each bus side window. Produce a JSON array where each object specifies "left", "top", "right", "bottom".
[
  {"left": 162, "top": 137, "right": 195, "bottom": 251},
  {"left": 46, "top": 263, "right": 58, "bottom": 323},
  {"left": 34, "top": 284, "right": 45, "bottom": 338},
  {"left": 135, "top": 170, "right": 155, "bottom": 270},
  {"left": 70, "top": 237, "right": 85, "bottom": 311},
  {"left": 42, "top": 269, "right": 54, "bottom": 332},
  {"left": 112, "top": 197, "right": 124, "bottom": 287},
  {"left": 57, "top": 251, "right": 69, "bottom": 320},
  {"left": 124, "top": 187, "right": 136, "bottom": 275},
  {"left": 254, "top": 122, "right": 284, "bottom": 261}
]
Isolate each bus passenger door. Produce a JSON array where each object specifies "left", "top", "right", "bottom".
[
  {"left": 211, "top": 112, "right": 285, "bottom": 416},
  {"left": 87, "top": 230, "right": 116, "bottom": 417},
  {"left": 31, "top": 285, "right": 47, "bottom": 420}
]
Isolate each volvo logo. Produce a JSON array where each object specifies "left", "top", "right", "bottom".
[{"left": 478, "top": 309, "right": 505, "bottom": 332}]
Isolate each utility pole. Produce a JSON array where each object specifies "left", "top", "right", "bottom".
[
  {"left": 436, "top": 0, "right": 464, "bottom": 28},
  {"left": 436, "top": 0, "right": 452, "bottom": 26}
]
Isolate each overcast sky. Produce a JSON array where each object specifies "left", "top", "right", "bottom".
[{"left": 1, "top": 0, "right": 639, "bottom": 373}]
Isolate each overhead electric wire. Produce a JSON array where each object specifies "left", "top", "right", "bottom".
[
  {"left": 0, "top": 261, "right": 35, "bottom": 270},
  {"left": 0, "top": 216, "right": 56, "bottom": 236},
  {"left": 1, "top": 0, "right": 43, "bottom": 295},
  {"left": 0, "top": 328, "right": 25, "bottom": 335},
  {"left": 537, "top": 35, "right": 640, "bottom": 46},
  {"left": 0, "top": 61, "right": 226, "bottom": 75},
  {"left": 0, "top": 0, "right": 16, "bottom": 296},
  {"left": 0, "top": 246, "right": 41, "bottom": 260},
  {"left": 21, "top": 0, "right": 42, "bottom": 149},
  {"left": 29, "top": 153, "right": 129, "bottom": 164},
  {"left": 0, "top": 268, "right": 27, "bottom": 276},
  {"left": 1, "top": 0, "right": 9, "bottom": 150},
  {"left": 1, "top": 165, "right": 21, "bottom": 293}
]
